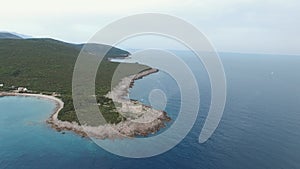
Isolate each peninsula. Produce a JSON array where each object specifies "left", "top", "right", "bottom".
[{"left": 0, "top": 34, "right": 171, "bottom": 139}]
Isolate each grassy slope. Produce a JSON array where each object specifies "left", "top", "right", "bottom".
[{"left": 0, "top": 38, "right": 146, "bottom": 124}]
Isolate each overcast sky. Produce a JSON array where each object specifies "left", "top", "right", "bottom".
[{"left": 1, "top": 0, "right": 299, "bottom": 54}]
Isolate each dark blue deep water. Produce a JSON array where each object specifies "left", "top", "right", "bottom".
[{"left": 1, "top": 52, "right": 300, "bottom": 169}]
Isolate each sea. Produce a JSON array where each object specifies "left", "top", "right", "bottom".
[{"left": 1, "top": 52, "right": 300, "bottom": 169}]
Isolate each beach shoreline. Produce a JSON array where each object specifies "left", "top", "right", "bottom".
[
  {"left": 0, "top": 92, "right": 64, "bottom": 117},
  {"left": 0, "top": 68, "right": 171, "bottom": 139}
]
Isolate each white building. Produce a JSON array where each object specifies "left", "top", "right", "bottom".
[{"left": 17, "top": 87, "right": 28, "bottom": 93}]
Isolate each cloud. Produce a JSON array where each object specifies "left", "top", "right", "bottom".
[{"left": 1, "top": 0, "right": 300, "bottom": 54}]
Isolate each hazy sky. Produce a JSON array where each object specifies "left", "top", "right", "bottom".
[{"left": 1, "top": 0, "right": 299, "bottom": 54}]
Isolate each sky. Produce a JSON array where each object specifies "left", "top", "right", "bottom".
[{"left": 1, "top": 0, "right": 300, "bottom": 55}]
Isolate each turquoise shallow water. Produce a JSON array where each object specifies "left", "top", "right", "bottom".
[
  {"left": 1, "top": 52, "right": 300, "bottom": 169},
  {"left": 0, "top": 96, "right": 117, "bottom": 169}
]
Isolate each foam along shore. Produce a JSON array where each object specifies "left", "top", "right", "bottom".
[{"left": 48, "top": 68, "right": 170, "bottom": 139}]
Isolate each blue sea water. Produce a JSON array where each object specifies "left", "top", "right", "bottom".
[{"left": 1, "top": 52, "right": 300, "bottom": 169}]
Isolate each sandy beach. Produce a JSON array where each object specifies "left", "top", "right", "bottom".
[{"left": 0, "top": 92, "right": 64, "bottom": 117}]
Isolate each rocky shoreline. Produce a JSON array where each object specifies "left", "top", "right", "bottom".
[{"left": 49, "top": 68, "right": 171, "bottom": 139}]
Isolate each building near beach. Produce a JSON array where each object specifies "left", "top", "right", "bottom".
[{"left": 17, "top": 87, "right": 28, "bottom": 93}]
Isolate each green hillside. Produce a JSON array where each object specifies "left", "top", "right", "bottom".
[{"left": 0, "top": 38, "right": 145, "bottom": 124}]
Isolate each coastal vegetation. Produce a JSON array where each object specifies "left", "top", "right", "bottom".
[{"left": 0, "top": 38, "right": 146, "bottom": 124}]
